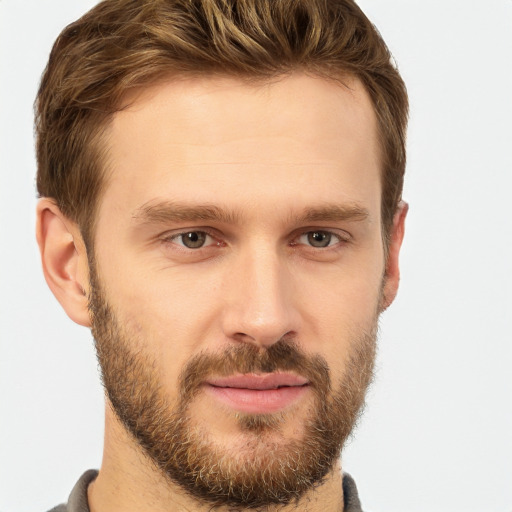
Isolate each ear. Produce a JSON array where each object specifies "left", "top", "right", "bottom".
[
  {"left": 381, "top": 201, "right": 408, "bottom": 311},
  {"left": 36, "top": 198, "right": 92, "bottom": 327}
]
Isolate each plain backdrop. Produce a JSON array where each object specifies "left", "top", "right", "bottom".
[{"left": 1, "top": 1, "right": 511, "bottom": 511}]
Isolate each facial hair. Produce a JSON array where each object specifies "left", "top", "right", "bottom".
[{"left": 88, "top": 263, "right": 377, "bottom": 510}]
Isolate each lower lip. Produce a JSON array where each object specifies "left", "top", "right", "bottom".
[{"left": 204, "top": 384, "right": 309, "bottom": 414}]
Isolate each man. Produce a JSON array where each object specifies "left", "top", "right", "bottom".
[{"left": 35, "top": 0, "right": 408, "bottom": 510}]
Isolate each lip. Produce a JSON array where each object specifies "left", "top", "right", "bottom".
[{"left": 204, "top": 373, "right": 310, "bottom": 414}]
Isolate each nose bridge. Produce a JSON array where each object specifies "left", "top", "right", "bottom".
[{"left": 222, "top": 240, "right": 297, "bottom": 347}]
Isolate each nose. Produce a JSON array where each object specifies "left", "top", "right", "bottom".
[{"left": 221, "top": 245, "right": 300, "bottom": 348}]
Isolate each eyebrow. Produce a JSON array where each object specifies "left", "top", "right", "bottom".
[
  {"left": 132, "top": 200, "right": 369, "bottom": 226},
  {"left": 296, "top": 204, "right": 369, "bottom": 224},
  {"left": 132, "top": 201, "right": 240, "bottom": 225}
]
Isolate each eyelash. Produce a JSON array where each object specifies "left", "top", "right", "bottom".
[
  {"left": 163, "top": 230, "right": 221, "bottom": 249},
  {"left": 161, "top": 229, "right": 350, "bottom": 251},
  {"left": 292, "top": 231, "right": 348, "bottom": 249}
]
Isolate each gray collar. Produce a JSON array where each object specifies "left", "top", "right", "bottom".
[{"left": 50, "top": 469, "right": 363, "bottom": 512}]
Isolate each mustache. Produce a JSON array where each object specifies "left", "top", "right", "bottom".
[{"left": 178, "top": 339, "right": 331, "bottom": 402}]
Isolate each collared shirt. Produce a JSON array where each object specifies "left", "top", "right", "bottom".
[{"left": 48, "top": 470, "right": 363, "bottom": 512}]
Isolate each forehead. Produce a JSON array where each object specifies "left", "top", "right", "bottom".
[{"left": 100, "top": 73, "right": 381, "bottom": 224}]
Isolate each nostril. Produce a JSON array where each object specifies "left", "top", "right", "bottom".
[{"left": 231, "top": 330, "right": 297, "bottom": 347}]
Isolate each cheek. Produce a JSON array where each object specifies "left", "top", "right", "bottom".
[
  {"left": 297, "top": 258, "right": 382, "bottom": 378},
  {"left": 301, "top": 251, "right": 383, "bottom": 321},
  {"left": 102, "top": 261, "right": 226, "bottom": 381},
  {"left": 307, "top": 284, "right": 379, "bottom": 358}
]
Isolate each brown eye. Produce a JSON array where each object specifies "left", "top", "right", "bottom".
[
  {"left": 306, "top": 231, "right": 333, "bottom": 248},
  {"left": 180, "top": 231, "right": 208, "bottom": 248}
]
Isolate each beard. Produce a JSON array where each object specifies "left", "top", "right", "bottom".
[{"left": 88, "top": 263, "right": 378, "bottom": 510}]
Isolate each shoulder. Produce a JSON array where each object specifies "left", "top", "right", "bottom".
[
  {"left": 47, "top": 506, "right": 68, "bottom": 512},
  {"left": 46, "top": 470, "right": 99, "bottom": 512},
  {"left": 342, "top": 472, "right": 364, "bottom": 512}
]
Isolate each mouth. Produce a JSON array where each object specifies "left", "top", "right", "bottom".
[{"left": 204, "top": 373, "right": 311, "bottom": 414}]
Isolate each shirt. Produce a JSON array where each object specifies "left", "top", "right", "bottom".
[{"left": 48, "top": 469, "right": 363, "bottom": 512}]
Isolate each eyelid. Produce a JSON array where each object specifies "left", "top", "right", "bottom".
[
  {"left": 291, "top": 228, "right": 351, "bottom": 247},
  {"left": 157, "top": 227, "right": 351, "bottom": 251},
  {"left": 160, "top": 228, "right": 221, "bottom": 248}
]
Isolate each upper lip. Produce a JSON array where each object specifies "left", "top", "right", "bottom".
[{"left": 206, "top": 373, "right": 309, "bottom": 390}]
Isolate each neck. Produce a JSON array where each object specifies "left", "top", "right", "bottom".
[{"left": 88, "top": 406, "right": 345, "bottom": 512}]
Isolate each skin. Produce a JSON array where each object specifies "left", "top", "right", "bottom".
[{"left": 37, "top": 73, "right": 407, "bottom": 512}]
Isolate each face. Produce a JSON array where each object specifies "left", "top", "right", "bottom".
[{"left": 89, "top": 74, "right": 389, "bottom": 508}]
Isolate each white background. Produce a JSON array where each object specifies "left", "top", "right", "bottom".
[{"left": 1, "top": 1, "right": 511, "bottom": 511}]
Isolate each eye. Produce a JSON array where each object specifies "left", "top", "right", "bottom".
[
  {"left": 297, "top": 231, "right": 341, "bottom": 248},
  {"left": 168, "top": 231, "right": 213, "bottom": 249}
]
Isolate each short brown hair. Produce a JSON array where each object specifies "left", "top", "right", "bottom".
[{"left": 35, "top": 0, "right": 408, "bottom": 246}]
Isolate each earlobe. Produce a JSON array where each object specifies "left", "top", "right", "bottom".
[
  {"left": 381, "top": 201, "right": 408, "bottom": 311},
  {"left": 36, "top": 199, "right": 92, "bottom": 327}
]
